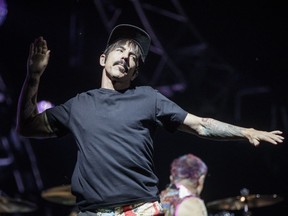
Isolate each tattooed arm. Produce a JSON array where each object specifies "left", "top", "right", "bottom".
[
  {"left": 16, "top": 37, "right": 56, "bottom": 138},
  {"left": 178, "top": 113, "right": 284, "bottom": 146}
]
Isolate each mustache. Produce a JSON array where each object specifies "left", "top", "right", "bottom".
[{"left": 114, "top": 60, "right": 128, "bottom": 72}]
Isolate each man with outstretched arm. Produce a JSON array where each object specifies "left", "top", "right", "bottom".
[{"left": 16, "top": 24, "right": 284, "bottom": 215}]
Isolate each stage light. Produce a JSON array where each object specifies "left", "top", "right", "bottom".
[
  {"left": 37, "top": 100, "right": 54, "bottom": 113},
  {"left": 0, "top": 0, "right": 8, "bottom": 26}
]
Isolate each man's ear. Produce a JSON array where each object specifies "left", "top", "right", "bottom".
[
  {"left": 100, "top": 54, "right": 106, "bottom": 66},
  {"left": 199, "top": 175, "right": 205, "bottom": 186},
  {"left": 196, "top": 174, "right": 206, "bottom": 196}
]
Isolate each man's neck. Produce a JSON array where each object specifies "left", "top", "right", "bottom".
[{"left": 178, "top": 185, "right": 198, "bottom": 198}]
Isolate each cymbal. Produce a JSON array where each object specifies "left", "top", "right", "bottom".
[
  {"left": 0, "top": 196, "right": 37, "bottom": 213},
  {"left": 206, "top": 194, "right": 283, "bottom": 211},
  {"left": 41, "top": 185, "right": 76, "bottom": 206}
]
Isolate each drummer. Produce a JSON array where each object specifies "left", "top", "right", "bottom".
[{"left": 160, "top": 153, "right": 208, "bottom": 216}]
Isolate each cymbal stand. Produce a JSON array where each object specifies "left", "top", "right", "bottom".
[{"left": 240, "top": 188, "right": 252, "bottom": 216}]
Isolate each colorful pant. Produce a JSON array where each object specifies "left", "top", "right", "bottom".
[{"left": 78, "top": 201, "right": 164, "bottom": 216}]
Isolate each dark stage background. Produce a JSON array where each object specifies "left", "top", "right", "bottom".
[{"left": 0, "top": 1, "right": 287, "bottom": 216}]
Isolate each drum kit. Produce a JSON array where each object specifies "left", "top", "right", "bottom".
[
  {"left": 0, "top": 186, "right": 284, "bottom": 215},
  {"left": 0, "top": 185, "right": 76, "bottom": 215},
  {"left": 41, "top": 184, "right": 76, "bottom": 206},
  {"left": 206, "top": 193, "right": 284, "bottom": 216},
  {"left": 0, "top": 195, "right": 37, "bottom": 214}
]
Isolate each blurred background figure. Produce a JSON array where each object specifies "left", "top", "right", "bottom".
[{"left": 160, "top": 153, "right": 208, "bottom": 216}]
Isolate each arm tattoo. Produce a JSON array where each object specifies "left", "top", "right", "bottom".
[
  {"left": 22, "top": 77, "right": 40, "bottom": 118},
  {"left": 202, "top": 118, "right": 244, "bottom": 139},
  {"left": 27, "top": 77, "right": 39, "bottom": 87}
]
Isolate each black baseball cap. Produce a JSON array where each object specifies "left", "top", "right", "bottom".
[{"left": 106, "top": 24, "right": 151, "bottom": 62}]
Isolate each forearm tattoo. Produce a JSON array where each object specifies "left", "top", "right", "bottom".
[
  {"left": 202, "top": 118, "right": 244, "bottom": 138},
  {"left": 21, "top": 76, "right": 40, "bottom": 118}
]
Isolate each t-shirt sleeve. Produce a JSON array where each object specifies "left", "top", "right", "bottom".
[
  {"left": 155, "top": 91, "right": 188, "bottom": 132},
  {"left": 45, "top": 98, "right": 73, "bottom": 137}
]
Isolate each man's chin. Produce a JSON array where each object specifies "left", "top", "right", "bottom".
[
  {"left": 111, "top": 74, "right": 124, "bottom": 81},
  {"left": 112, "top": 72, "right": 127, "bottom": 78}
]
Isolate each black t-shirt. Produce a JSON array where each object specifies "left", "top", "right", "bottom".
[{"left": 46, "top": 86, "right": 188, "bottom": 210}]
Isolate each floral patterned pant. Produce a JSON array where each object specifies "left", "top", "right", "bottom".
[{"left": 78, "top": 201, "right": 164, "bottom": 216}]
